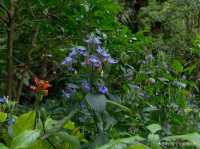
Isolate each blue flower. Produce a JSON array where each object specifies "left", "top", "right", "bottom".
[
  {"left": 96, "top": 47, "right": 110, "bottom": 59},
  {"left": 76, "top": 46, "right": 87, "bottom": 56},
  {"left": 96, "top": 46, "right": 105, "bottom": 54},
  {"left": 107, "top": 58, "right": 118, "bottom": 64},
  {"left": 62, "top": 57, "right": 73, "bottom": 65},
  {"left": 98, "top": 85, "right": 108, "bottom": 94},
  {"left": 89, "top": 55, "right": 99, "bottom": 63},
  {"left": 88, "top": 55, "right": 102, "bottom": 68},
  {"left": 0, "top": 97, "right": 5, "bottom": 104},
  {"left": 69, "top": 48, "right": 78, "bottom": 58},
  {"left": 101, "top": 51, "right": 110, "bottom": 59},
  {"left": 81, "top": 81, "right": 91, "bottom": 92},
  {"left": 85, "top": 36, "right": 101, "bottom": 45}
]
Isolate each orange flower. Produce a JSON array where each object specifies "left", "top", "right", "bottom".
[{"left": 30, "top": 77, "right": 52, "bottom": 96}]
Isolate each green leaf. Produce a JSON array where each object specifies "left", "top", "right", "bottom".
[
  {"left": 45, "top": 117, "right": 57, "bottom": 131},
  {"left": 0, "top": 112, "right": 7, "bottom": 122},
  {"left": 25, "top": 140, "right": 53, "bottom": 149},
  {"left": 163, "top": 133, "right": 200, "bottom": 149},
  {"left": 106, "top": 100, "right": 131, "bottom": 113},
  {"left": 0, "top": 143, "right": 9, "bottom": 149},
  {"left": 46, "top": 110, "right": 78, "bottom": 134},
  {"left": 55, "top": 132, "right": 81, "bottom": 149},
  {"left": 13, "top": 111, "right": 36, "bottom": 136},
  {"left": 148, "top": 134, "right": 160, "bottom": 143},
  {"left": 171, "top": 60, "right": 183, "bottom": 73},
  {"left": 96, "top": 136, "right": 145, "bottom": 149},
  {"left": 86, "top": 94, "right": 107, "bottom": 112},
  {"left": 11, "top": 130, "right": 41, "bottom": 149},
  {"left": 147, "top": 124, "right": 161, "bottom": 134},
  {"left": 148, "top": 134, "right": 162, "bottom": 149},
  {"left": 184, "top": 63, "right": 197, "bottom": 74},
  {"left": 128, "top": 143, "right": 151, "bottom": 149},
  {"left": 64, "top": 120, "right": 75, "bottom": 130}
]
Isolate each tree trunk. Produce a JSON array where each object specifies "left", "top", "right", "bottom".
[{"left": 6, "top": 0, "right": 14, "bottom": 99}]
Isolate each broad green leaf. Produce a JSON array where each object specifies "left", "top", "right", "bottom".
[
  {"left": 55, "top": 132, "right": 81, "bottom": 149},
  {"left": 26, "top": 140, "right": 53, "bottom": 149},
  {"left": 13, "top": 111, "right": 36, "bottom": 136},
  {"left": 11, "top": 130, "right": 41, "bottom": 149},
  {"left": 86, "top": 94, "right": 107, "bottom": 112},
  {"left": 0, "top": 143, "right": 9, "bottom": 149},
  {"left": 0, "top": 112, "right": 7, "bottom": 122},
  {"left": 147, "top": 124, "right": 161, "bottom": 134},
  {"left": 128, "top": 143, "right": 151, "bottom": 149},
  {"left": 163, "top": 133, "right": 200, "bottom": 149},
  {"left": 96, "top": 136, "right": 145, "bottom": 149}
]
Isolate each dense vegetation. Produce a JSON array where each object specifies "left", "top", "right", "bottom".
[{"left": 1, "top": 0, "right": 200, "bottom": 148}]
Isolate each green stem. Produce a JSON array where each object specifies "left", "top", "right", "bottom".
[{"left": 106, "top": 100, "right": 131, "bottom": 113}]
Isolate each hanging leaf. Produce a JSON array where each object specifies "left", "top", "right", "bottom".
[{"left": 11, "top": 130, "right": 41, "bottom": 149}]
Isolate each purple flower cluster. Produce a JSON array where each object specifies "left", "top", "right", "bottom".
[
  {"left": 62, "top": 35, "right": 118, "bottom": 69},
  {"left": 81, "top": 80, "right": 108, "bottom": 94},
  {"left": 62, "top": 46, "right": 87, "bottom": 65},
  {"left": 62, "top": 80, "right": 108, "bottom": 97},
  {"left": 86, "top": 36, "right": 118, "bottom": 67},
  {"left": 81, "top": 80, "right": 91, "bottom": 92},
  {"left": 96, "top": 46, "right": 117, "bottom": 64},
  {"left": 61, "top": 35, "right": 116, "bottom": 97},
  {"left": 88, "top": 55, "right": 102, "bottom": 68}
]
